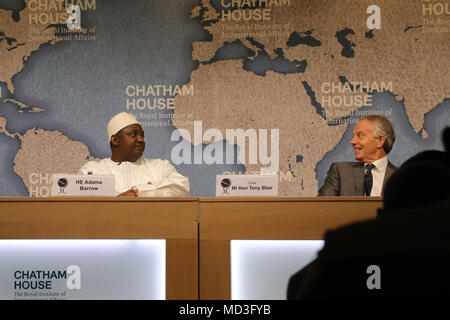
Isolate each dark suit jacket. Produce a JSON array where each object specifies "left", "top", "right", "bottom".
[
  {"left": 318, "top": 161, "right": 397, "bottom": 196},
  {"left": 287, "top": 198, "right": 450, "bottom": 299}
]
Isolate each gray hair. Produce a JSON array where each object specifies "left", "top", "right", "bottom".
[{"left": 359, "top": 115, "right": 396, "bottom": 154}]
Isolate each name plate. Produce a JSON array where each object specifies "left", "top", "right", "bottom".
[
  {"left": 216, "top": 175, "right": 278, "bottom": 197},
  {"left": 51, "top": 174, "right": 115, "bottom": 196}
]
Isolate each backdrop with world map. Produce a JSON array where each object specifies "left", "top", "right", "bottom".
[{"left": 0, "top": 0, "right": 449, "bottom": 197}]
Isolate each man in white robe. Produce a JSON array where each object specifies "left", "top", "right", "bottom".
[{"left": 79, "top": 112, "right": 189, "bottom": 197}]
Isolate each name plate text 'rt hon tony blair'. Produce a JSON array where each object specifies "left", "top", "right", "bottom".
[
  {"left": 51, "top": 174, "right": 115, "bottom": 196},
  {"left": 216, "top": 175, "right": 278, "bottom": 197}
]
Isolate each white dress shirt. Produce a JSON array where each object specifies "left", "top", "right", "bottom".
[
  {"left": 365, "top": 156, "right": 388, "bottom": 196},
  {"left": 79, "top": 157, "right": 190, "bottom": 197}
]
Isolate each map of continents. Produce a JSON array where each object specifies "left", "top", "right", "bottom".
[
  {"left": 0, "top": 0, "right": 449, "bottom": 197},
  {"left": 173, "top": 0, "right": 450, "bottom": 196},
  {"left": 0, "top": 0, "right": 92, "bottom": 196}
]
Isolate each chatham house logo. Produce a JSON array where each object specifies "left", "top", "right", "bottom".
[
  {"left": 13, "top": 265, "right": 82, "bottom": 299},
  {"left": 221, "top": 178, "right": 232, "bottom": 195},
  {"left": 57, "top": 178, "right": 68, "bottom": 194}
]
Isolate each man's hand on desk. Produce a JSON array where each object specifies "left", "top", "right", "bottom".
[{"left": 117, "top": 188, "right": 139, "bottom": 197}]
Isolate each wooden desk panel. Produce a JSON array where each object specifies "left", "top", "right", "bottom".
[
  {"left": 0, "top": 197, "right": 198, "bottom": 300},
  {"left": 199, "top": 197, "right": 382, "bottom": 299},
  {"left": 0, "top": 197, "right": 383, "bottom": 300}
]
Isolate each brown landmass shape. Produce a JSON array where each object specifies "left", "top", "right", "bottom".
[
  {"left": 0, "top": 115, "right": 19, "bottom": 139},
  {"left": 190, "top": 0, "right": 449, "bottom": 137},
  {"left": 173, "top": 60, "right": 346, "bottom": 196},
  {"left": 4, "top": 98, "right": 44, "bottom": 113},
  {"left": 13, "top": 128, "right": 93, "bottom": 196},
  {"left": 0, "top": 0, "right": 63, "bottom": 93}
]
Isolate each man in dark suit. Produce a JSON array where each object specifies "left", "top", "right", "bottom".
[{"left": 319, "top": 115, "right": 397, "bottom": 196}]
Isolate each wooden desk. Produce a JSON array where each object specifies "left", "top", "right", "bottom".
[
  {"left": 0, "top": 197, "right": 198, "bottom": 300},
  {"left": 0, "top": 196, "right": 383, "bottom": 300},
  {"left": 199, "top": 197, "right": 382, "bottom": 299}
]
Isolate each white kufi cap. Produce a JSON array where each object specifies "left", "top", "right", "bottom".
[{"left": 107, "top": 112, "right": 140, "bottom": 141}]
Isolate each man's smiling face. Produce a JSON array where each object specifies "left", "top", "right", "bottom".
[{"left": 350, "top": 119, "right": 385, "bottom": 163}]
